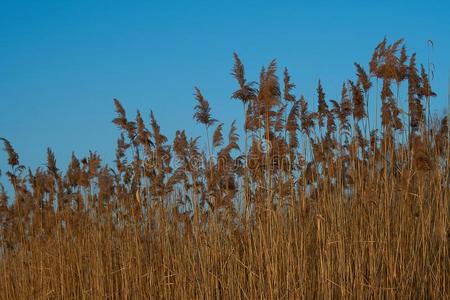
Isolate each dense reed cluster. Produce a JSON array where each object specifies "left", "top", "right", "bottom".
[{"left": 0, "top": 39, "right": 449, "bottom": 299}]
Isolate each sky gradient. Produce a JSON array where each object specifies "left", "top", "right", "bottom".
[{"left": 1, "top": 0, "right": 449, "bottom": 175}]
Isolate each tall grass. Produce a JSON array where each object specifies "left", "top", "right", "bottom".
[{"left": 0, "top": 39, "right": 449, "bottom": 299}]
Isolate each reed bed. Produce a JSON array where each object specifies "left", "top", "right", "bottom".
[{"left": 0, "top": 38, "right": 449, "bottom": 299}]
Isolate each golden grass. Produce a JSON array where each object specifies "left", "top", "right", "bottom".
[{"left": 0, "top": 38, "right": 449, "bottom": 299}]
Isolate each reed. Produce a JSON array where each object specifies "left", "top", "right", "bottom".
[{"left": 0, "top": 39, "right": 449, "bottom": 299}]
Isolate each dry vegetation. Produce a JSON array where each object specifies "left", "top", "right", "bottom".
[{"left": 0, "top": 39, "right": 449, "bottom": 299}]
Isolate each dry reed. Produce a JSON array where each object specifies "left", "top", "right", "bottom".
[{"left": 0, "top": 39, "right": 449, "bottom": 299}]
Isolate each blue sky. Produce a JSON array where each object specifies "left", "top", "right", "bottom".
[{"left": 0, "top": 0, "right": 449, "bottom": 174}]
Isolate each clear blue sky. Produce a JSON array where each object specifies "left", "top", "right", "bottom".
[{"left": 1, "top": 0, "right": 449, "bottom": 173}]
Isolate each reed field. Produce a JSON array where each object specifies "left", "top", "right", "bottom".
[{"left": 0, "top": 38, "right": 449, "bottom": 299}]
